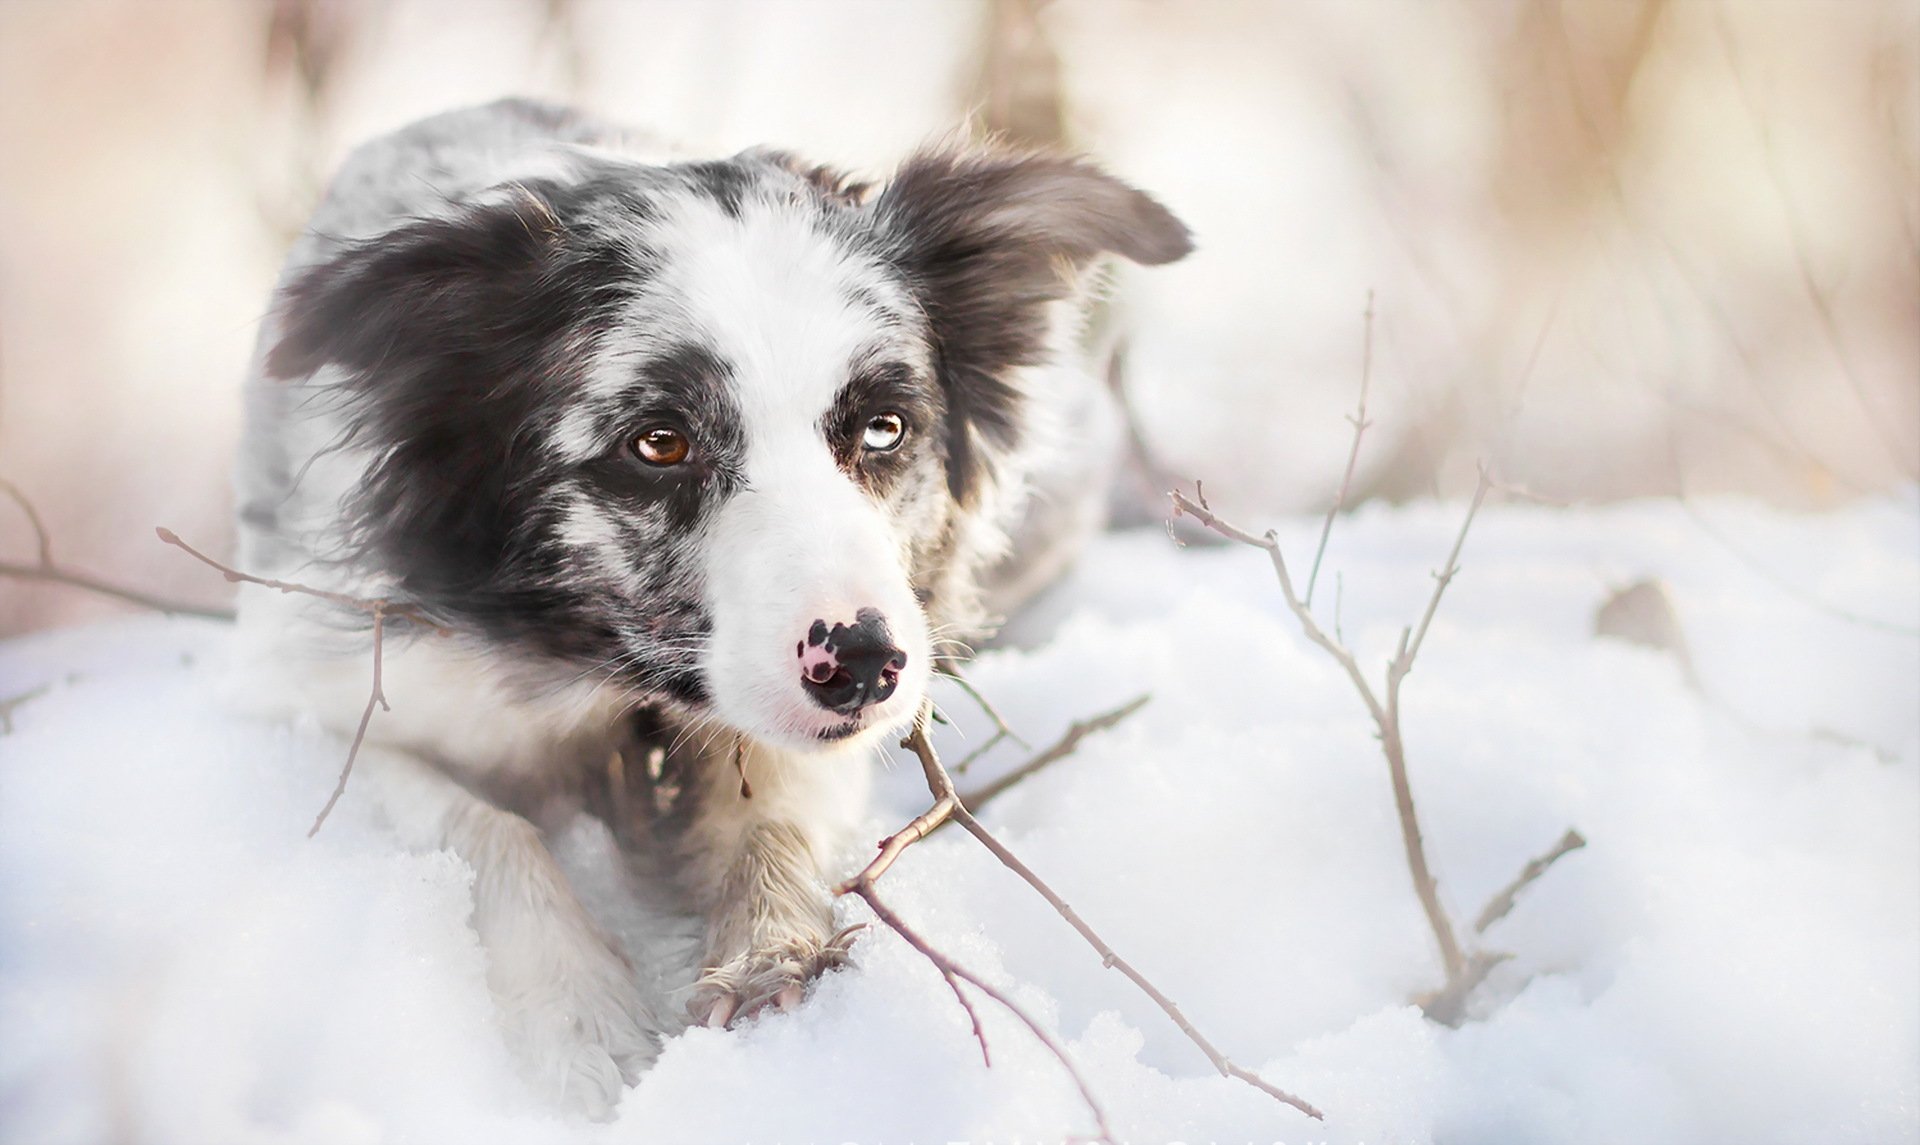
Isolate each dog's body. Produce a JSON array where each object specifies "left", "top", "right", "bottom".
[{"left": 230, "top": 99, "right": 1189, "bottom": 1116}]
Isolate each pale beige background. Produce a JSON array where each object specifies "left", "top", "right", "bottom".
[{"left": 1, "top": 0, "right": 1914, "bottom": 636}]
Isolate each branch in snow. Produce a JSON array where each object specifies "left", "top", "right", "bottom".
[
  {"left": 957, "top": 693, "right": 1150, "bottom": 810},
  {"left": 0, "top": 682, "right": 49, "bottom": 734},
  {"left": 155, "top": 526, "right": 451, "bottom": 836},
  {"left": 937, "top": 660, "right": 1031, "bottom": 774},
  {"left": 838, "top": 707, "right": 1324, "bottom": 1129},
  {"left": 1172, "top": 438, "right": 1582, "bottom": 1027},
  {"left": 1475, "top": 829, "right": 1589, "bottom": 936},
  {"left": 0, "top": 478, "right": 235, "bottom": 621}
]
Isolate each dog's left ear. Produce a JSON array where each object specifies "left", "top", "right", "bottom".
[{"left": 872, "top": 150, "right": 1192, "bottom": 500}]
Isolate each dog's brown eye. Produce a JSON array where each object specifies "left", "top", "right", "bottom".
[
  {"left": 631, "top": 426, "right": 690, "bottom": 466},
  {"left": 863, "top": 412, "right": 906, "bottom": 452}
]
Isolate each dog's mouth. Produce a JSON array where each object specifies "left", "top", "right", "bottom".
[{"left": 815, "top": 720, "right": 864, "bottom": 743}]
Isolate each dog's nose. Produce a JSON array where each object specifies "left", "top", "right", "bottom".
[{"left": 798, "top": 608, "right": 907, "bottom": 714}]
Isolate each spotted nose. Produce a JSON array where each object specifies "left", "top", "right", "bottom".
[{"left": 798, "top": 608, "right": 907, "bottom": 714}]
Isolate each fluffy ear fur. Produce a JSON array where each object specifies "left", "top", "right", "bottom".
[
  {"left": 263, "top": 190, "right": 629, "bottom": 608},
  {"left": 265, "top": 189, "right": 620, "bottom": 383},
  {"left": 871, "top": 150, "right": 1192, "bottom": 501}
]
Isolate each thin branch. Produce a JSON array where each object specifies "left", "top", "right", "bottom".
[
  {"left": 946, "top": 668, "right": 1031, "bottom": 750},
  {"left": 2, "top": 479, "right": 52, "bottom": 567},
  {"left": 305, "top": 601, "right": 388, "bottom": 837},
  {"left": 1303, "top": 291, "right": 1375, "bottom": 609},
  {"left": 958, "top": 694, "right": 1151, "bottom": 810},
  {"left": 156, "top": 528, "right": 438, "bottom": 629},
  {"left": 157, "top": 527, "right": 450, "bottom": 836},
  {"left": 850, "top": 881, "right": 1109, "bottom": 1139},
  {"left": 843, "top": 710, "right": 1323, "bottom": 1122},
  {"left": 0, "top": 479, "right": 235, "bottom": 621},
  {"left": 1474, "top": 829, "right": 1587, "bottom": 935},
  {"left": 938, "top": 664, "right": 1031, "bottom": 773},
  {"left": 944, "top": 797, "right": 1323, "bottom": 1120},
  {"left": 1395, "top": 465, "right": 1491, "bottom": 675},
  {"left": 0, "top": 683, "right": 50, "bottom": 735},
  {"left": 1173, "top": 474, "right": 1486, "bottom": 1000}
]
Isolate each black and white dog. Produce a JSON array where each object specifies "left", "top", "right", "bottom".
[{"left": 232, "top": 99, "right": 1189, "bottom": 1117}]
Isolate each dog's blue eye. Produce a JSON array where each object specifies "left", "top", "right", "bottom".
[{"left": 862, "top": 412, "right": 906, "bottom": 452}]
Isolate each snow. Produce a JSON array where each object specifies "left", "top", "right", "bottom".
[{"left": 2, "top": 493, "right": 1916, "bottom": 1144}]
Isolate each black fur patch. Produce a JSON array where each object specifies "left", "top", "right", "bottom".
[
  {"left": 264, "top": 178, "right": 726, "bottom": 680},
  {"left": 820, "top": 360, "right": 938, "bottom": 493},
  {"left": 868, "top": 150, "right": 1192, "bottom": 503}
]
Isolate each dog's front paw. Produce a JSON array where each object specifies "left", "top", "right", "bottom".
[
  {"left": 688, "top": 926, "right": 860, "bottom": 1029},
  {"left": 496, "top": 939, "right": 659, "bottom": 1121}
]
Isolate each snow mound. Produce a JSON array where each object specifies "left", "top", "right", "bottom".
[{"left": 3, "top": 494, "right": 1915, "bottom": 1144}]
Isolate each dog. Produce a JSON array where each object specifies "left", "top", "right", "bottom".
[{"left": 230, "top": 98, "right": 1190, "bottom": 1117}]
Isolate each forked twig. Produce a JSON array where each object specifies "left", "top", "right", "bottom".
[
  {"left": 938, "top": 663, "right": 1031, "bottom": 773},
  {"left": 838, "top": 710, "right": 1323, "bottom": 1128},
  {"left": 1172, "top": 470, "right": 1489, "bottom": 985},
  {"left": 156, "top": 527, "right": 450, "bottom": 835},
  {"left": 1173, "top": 456, "right": 1580, "bottom": 1026},
  {"left": 0, "top": 480, "right": 234, "bottom": 621},
  {"left": 958, "top": 693, "right": 1150, "bottom": 810},
  {"left": 1303, "top": 291, "right": 1375, "bottom": 608}
]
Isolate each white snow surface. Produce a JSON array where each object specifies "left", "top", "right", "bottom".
[{"left": 2, "top": 494, "right": 1916, "bottom": 1145}]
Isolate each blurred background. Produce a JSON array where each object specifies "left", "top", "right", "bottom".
[{"left": 0, "top": 0, "right": 1914, "bottom": 636}]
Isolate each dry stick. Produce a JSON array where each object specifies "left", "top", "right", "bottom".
[
  {"left": 0, "top": 683, "right": 50, "bottom": 735},
  {"left": 1302, "top": 291, "right": 1375, "bottom": 609},
  {"left": 943, "top": 797, "right": 1324, "bottom": 1120},
  {"left": 1474, "top": 828, "right": 1587, "bottom": 936},
  {"left": 940, "top": 664, "right": 1032, "bottom": 773},
  {"left": 1171, "top": 472, "right": 1490, "bottom": 991},
  {"left": 0, "top": 479, "right": 235, "bottom": 622},
  {"left": 836, "top": 717, "right": 1110, "bottom": 1139},
  {"left": 842, "top": 714, "right": 1324, "bottom": 1122},
  {"left": 155, "top": 527, "right": 450, "bottom": 836},
  {"left": 850, "top": 882, "right": 993, "bottom": 1068},
  {"left": 959, "top": 693, "right": 1151, "bottom": 810}
]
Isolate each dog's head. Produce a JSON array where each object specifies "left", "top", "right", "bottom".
[{"left": 266, "top": 146, "right": 1189, "bottom": 751}]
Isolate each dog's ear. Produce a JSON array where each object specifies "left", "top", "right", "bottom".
[
  {"left": 872, "top": 150, "right": 1192, "bottom": 501},
  {"left": 265, "top": 189, "right": 605, "bottom": 383}
]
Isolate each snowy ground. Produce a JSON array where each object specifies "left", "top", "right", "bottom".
[{"left": 2, "top": 493, "right": 1915, "bottom": 1145}]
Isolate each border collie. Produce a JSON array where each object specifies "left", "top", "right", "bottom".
[{"left": 231, "top": 98, "right": 1190, "bottom": 1117}]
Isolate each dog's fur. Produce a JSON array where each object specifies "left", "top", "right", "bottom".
[{"left": 230, "top": 98, "right": 1190, "bottom": 1117}]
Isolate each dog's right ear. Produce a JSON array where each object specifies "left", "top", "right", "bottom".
[
  {"left": 265, "top": 190, "right": 599, "bottom": 382},
  {"left": 871, "top": 148, "right": 1193, "bottom": 503}
]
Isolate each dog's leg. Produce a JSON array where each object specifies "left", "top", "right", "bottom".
[
  {"left": 677, "top": 737, "right": 870, "bottom": 1027},
  {"left": 357, "top": 744, "right": 658, "bottom": 1119}
]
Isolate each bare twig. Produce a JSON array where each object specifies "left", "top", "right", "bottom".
[
  {"left": 944, "top": 796, "right": 1323, "bottom": 1119},
  {"left": 1303, "top": 292, "right": 1375, "bottom": 609},
  {"left": 305, "top": 601, "right": 389, "bottom": 836},
  {"left": 1172, "top": 462, "right": 1577, "bottom": 1026},
  {"left": 938, "top": 664, "right": 1031, "bottom": 773},
  {"left": 836, "top": 714, "right": 1105, "bottom": 1134},
  {"left": 958, "top": 693, "right": 1150, "bottom": 810},
  {"left": 841, "top": 710, "right": 1324, "bottom": 1124},
  {"left": 1474, "top": 829, "right": 1587, "bottom": 935},
  {"left": 0, "top": 683, "right": 50, "bottom": 734},
  {"left": 0, "top": 480, "right": 235, "bottom": 621},
  {"left": 157, "top": 527, "right": 450, "bottom": 835}
]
